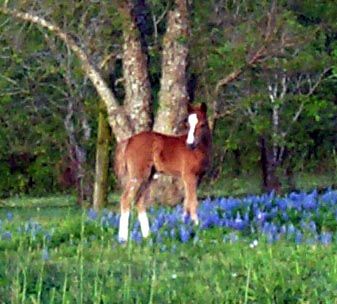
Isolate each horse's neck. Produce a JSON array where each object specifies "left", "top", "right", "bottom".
[{"left": 199, "top": 126, "right": 212, "bottom": 153}]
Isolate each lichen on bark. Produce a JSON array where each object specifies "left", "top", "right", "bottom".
[{"left": 120, "top": 1, "right": 152, "bottom": 133}]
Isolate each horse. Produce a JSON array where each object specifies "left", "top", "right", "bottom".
[{"left": 115, "top": 102, "right": 211, "bottom": 242}]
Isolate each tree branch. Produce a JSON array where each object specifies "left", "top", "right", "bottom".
[
  {"left": 306, "top": 67, "right": 331, "bottom": 96},
  {"left": 282, "top": 67, "right": 331, "bottom": 139},
  {"left": 0, "top": 6, "right": 133, "bottom": 141},
  {"left": 151, "top": 2, "right": 170, "bottom": 42},
  {"left": 213, "top": 3, "right": 277, "bottom": 97}
]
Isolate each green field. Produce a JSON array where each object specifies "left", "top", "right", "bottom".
[{"left": 1, "top": 194, "right": 337, "bottom": 303}]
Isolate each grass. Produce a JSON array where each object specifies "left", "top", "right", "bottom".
[
  {"left": 1, "top": 189, "right": 337, "bottom": 303},
  {"left": 1, "top": 231, "right": 337, "bottom": 302},
  {"left": 202, "top": 170, "right": 336, "bottom": 198}
]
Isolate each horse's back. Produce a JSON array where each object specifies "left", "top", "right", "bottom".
[
  {"left": 126, "top": 131, "right": 185, "bottom": 153},
  {"left": 125, "top": 131, "right": 186, "bottom": 177},
  {"left": 124, "top": 132, "right": 156, "bottom": 178}
]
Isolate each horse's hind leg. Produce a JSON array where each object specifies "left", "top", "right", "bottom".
[
  {"left": 136, "top": 178, "right": 153, "bottom": 238},
  {"left": 118, "top": 163, "right": 154, "bottom": 242},
  {"left": 118, "top": 178, "right": 142, "bottom": 242}
]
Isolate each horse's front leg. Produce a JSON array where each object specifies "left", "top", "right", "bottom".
[{"left": 182, "top": 174, "right": 199, "bottom": 225}]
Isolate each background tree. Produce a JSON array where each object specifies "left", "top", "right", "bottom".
[
  {"left": 189, "top": 0, "right": 337, "bottom": 191},
  {"left": 0, "top": 0, "right": 191, "bottom": 205},
  {"left": 148, "top": 0, "right": 190, "bottom": 205},
  {"left": 0, "top": 0, "right": 336, "bottom": 201}
]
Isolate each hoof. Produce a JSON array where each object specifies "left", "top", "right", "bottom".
[
  {"left": 182, "top": 212, "right": 189, "bottom": 223},
  {"left": 192, "top": 217, "right": 199, "bottom": 226},
  {"left": 182, "top": 212, "right": 199, "bottom": 225},
  {"left": 118, "top": 236, "right": 128, "bottom": 244},
  {"left": 142, "top": 231, "right": 150, "bottom": 239}
]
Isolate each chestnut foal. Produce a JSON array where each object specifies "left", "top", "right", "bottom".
[{"left": 115, "top": 103, "right": 211, "bottom": 242}]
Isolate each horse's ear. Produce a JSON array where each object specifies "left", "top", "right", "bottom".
[
  {"left": 187, "top": 103, "right": 194, "bottom": 113},
  {"left": 200, "top": 102, "right": 207, "bottom": 113}
]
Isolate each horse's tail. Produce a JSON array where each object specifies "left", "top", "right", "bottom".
[{"left": 114, "top": 139, "right": 129, "bottom": 187}]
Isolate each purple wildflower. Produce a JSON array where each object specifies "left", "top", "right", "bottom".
[
  {"left": 276, "top": 198, "right": 288, "bottom": 211},
  {"left": 287, "top": 224, "right": 296, "bottom": 235},
  {"left": 170, "top": 228, "right": 176, "bottom": 239},
  {"left": 6, "top": 212, "right": 13, "bottom": 221},
  {"left": 321, "top": 189, "right": 337, "bottom": 205},
  {"left": 280, "top": 225, "right": 287, "bottom": 235},
  {"left": 295, "top": 231, "right": 303, "bottom": 244},
  {"left": 156, "top": 233, "right": 163, "bottom": 244},
  {"left": 87, "top": 208, "right": 98, "bottom": 221},
  {"left": 231, "top": 212, "right": 246, "bottom": 230},
  {"left": 42, "top": 248, "right": 49, "bottom": 261},
  {"left": 179, "top": 226, "right": 191, "bottom": 243},
  {"left": 303, "top": 191, "right": 317, "bottom": 210},
  {"left": 2, "top": 231, "right": 12, "bottom": 240},
  {"left": 227, "top": 232, "right": 239, "bottom": 243},
  {"left": 320, "top": 232, "right": 332, "bottom": 245},
  {"left": 255, "top": 209, "right": 267, "bottom": 223},
  {"left": 44, "top": 231, "right": 53, "bottom": 242},
  {"left": 266, "top": 232, "right": 277, "bottom": 243},
  {"left": 282, "top": 212, "right": 289, "bottom": 221},
  {"left": 131, "top": 230, "right": 142, "bottom": 244}
]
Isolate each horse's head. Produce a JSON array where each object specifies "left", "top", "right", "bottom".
[{"left": 186, "top": 102, "right": 210, "bottom": 150}]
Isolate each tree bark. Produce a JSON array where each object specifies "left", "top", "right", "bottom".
[
  {"left": 0, "top": 3, "right": 192, "bottom": 206},
  {"left": 120, "top": 2, "right": 152, "bottom": 133},
  {"left": 259, "top": 136, "right": 281, "bottom": 193},
  {"left": 92, "top": 1, "right": 152, "bottom": 209},
  {"left": 93, "top": 101, "right": 111, "bottom": 210},
  {"left": 153, "top": 0, "right": 189, "bottom": 134},
  {"left": 149, "top": 0, "right": 190, "bottom": 205}
]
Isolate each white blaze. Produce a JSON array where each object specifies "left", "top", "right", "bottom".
[
  {"left": 186, "top": 113, "right": 198, "bottom": 145},
  {"left": 118, "top": 211, "right": 130, "bottom": 242},
  {"left": 138, "top": 212, "right": 150, "bottom": 238}
]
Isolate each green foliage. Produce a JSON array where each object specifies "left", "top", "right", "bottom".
[{"left": 0, "top": 0, "right": 336, "bottom": 196}]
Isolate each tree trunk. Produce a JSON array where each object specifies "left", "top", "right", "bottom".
[
  {"left": 1, "top": 4, "right": 191, "bottom": 206},
  {"left": 259, "top": 136, "right": 281, "bottom": 193},
  {"left": 153, "top": 0, "right": 189, "bottom": 133},
  {"left": 149, "top": 0, "right": 190, "bottom": 205},
  {"left": 93, "top": 101, "right": 111, "bottom": 210},
  {"left": 120, "top": 1, "right": 152, "bottom": 133},
  {"left": 92, "top": 1, "right": 152, "bottom": 209}
]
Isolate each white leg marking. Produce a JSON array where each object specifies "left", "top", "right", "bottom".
[
  {"left": 138, "top": 212, "right": 150, "bottom": 238},
  {"left": 182, "top": 210, "right": 188, "bottom": 220},
  {"left": 182, "top": 211, "right": 199, "bottom": 225},
  {"left": 191, "top": 214, "right": 199, "bottom": 225},
  {"left": 118, "top": 211, "right": 130, "bottom": 242},
  {"left": 186, "top": 113, "right": 198, "bottom": 145}
]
